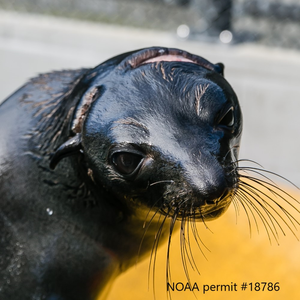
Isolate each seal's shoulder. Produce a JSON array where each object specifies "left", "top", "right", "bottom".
[
  {"left": 0, "top": 69, "right": 89, "bottom": 156},
  {"left": 1, "top": 69, "right": 87, "bottom": 107},
  {"left": 24, "top": 69, "right": 88, "bottom": 104}
]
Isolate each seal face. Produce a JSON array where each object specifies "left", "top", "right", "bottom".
[
  {"left": 0, "top": 47, "right": 242, "bottom": 299},
  {"left": 79, "top": 47, "right": 242, "bottom": 221}
]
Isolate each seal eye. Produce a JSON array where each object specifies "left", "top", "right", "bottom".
[
  {"left": 112, "top": 152, "right": 143, "bottom": 176},
  {"left": 218, "top": 107, "right": 234, "bottom": 128}
]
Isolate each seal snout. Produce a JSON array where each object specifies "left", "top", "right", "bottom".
[{"left": 160, "top": 170, "right": 233, "bottom": 221}]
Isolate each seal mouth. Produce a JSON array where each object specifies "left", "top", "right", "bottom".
[
  {"left": 160, "top": 202, "right": 231, "bottom": 222},
  {"left": 199, "top": 200, "right": 231, "bottom": 221},
  {"left": 119, "top": 47, "right": 222, "bottom": 74},
  {"left": 160, "top": 193, "right": 232, "bottom": 222}
]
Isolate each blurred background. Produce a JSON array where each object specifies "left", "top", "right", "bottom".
[{"left": 0, "top": 0, "right": 300, "bottom": 299}]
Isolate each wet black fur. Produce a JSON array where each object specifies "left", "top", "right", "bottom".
[{"left": 0, "top": 47, "right": 298, "bottom": 300}]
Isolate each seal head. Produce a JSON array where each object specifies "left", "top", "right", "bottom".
[{"left": 52, "top": 47, "right": 242, "bottom": 222}]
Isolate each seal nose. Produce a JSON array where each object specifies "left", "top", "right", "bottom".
[{"left": 186, "top": 159, "right": 231, "bottom": 206}]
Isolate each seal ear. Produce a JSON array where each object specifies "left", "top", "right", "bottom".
[
  {"left": 215, "top": 63, "right": 224, "bottom": 76},
  {"left": 50, "top": 133, "right": 82, "bottom": 170}
]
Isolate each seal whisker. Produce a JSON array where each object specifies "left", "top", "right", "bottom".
[
  {"left": 138, "top": 195, "right": 167, "bottom": 262},
  {"left": 143, "top": 196, "right": 165, "bottom": 229},
  {"left": 190, "top": 213, "right": 210, "bottom": 258},
  {"left": 185, "top": 216, "right": 196, "bottom": 271},
  {"left": 180, "top": 214, "right": 200, "bottom": 276},
  {"left": 232, "top": 191, "right": 258, "bottom": 236},
  {"left": 200, "top": 214, "right": 212, "bottom": 232},
  {"left": 242, "top": 184, "right": 300, "bottom": 240},
  {"left": 148, "top": 208, "right": 170, "bottom": 297},
  {"left": 223, "top": 145, "right": 240, "bottom": 163},
  {"left": 235, "top": 159, "right": 264, "bottom": 168},
  {"left": 187, "top": 205, "right": 205, "bottom": 270},
  {"left": 237, "top": 187, "right": 278, "bottom": 243},
  {"left": 231, "top": 191, "right": 241, "bottom": 224},
  {"left": 148, "top": 212, "right": 164, "bottom": 296},
  {"left": 239, "top": 183, "right": 287, "bottom": 235},
  {"left": 179, "top": 214, "right": 191, "bottom": 282},
  {"left": 239, "top": 175, "right": 300, "bottom": 218},
  {"left": 149, "top": 180, "right": 175, "bottom": 187},
  {"left": 137, "top": 204, "right": 162, "bottom": 264},
  {"left": 180, "top": 216, "right": 199, "bottom": 300},
  {"left": 237, "top": 177, "right": 300, "bottom": 243},
  {"left": 238, "top": 166, "right": 300, "bottom": 190},
  {"left": 235, "top": 187, "right": 270, "bottom": 236},
  {"left": 239, "top": 168, "right": 278, "bottom": 187},
  {"left": 240, "top": 183, "right": 292, "bottom": 239},
  {"left": 166, "top": 210, "right": 178, "bottom": 299}
]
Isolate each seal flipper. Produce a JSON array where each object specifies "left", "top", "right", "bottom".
[{"left": 49, "top": 133, "right": 82, "bottom": 169}]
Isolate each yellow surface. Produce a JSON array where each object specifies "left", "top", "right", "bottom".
[{"left": 104, "top": 184, "right": 300, "bottom": 300}]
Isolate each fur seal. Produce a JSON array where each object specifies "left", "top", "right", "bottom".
[{"left": 1, "top": 46, "right": 291, "bottom": 300}]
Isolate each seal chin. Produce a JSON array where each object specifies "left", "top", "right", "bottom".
[
  {"left": 199, "top": 200, "right": 231, "bottom": 221},
  {"left": 160, "top": 192, "right": 233, "bottom": 222}
]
